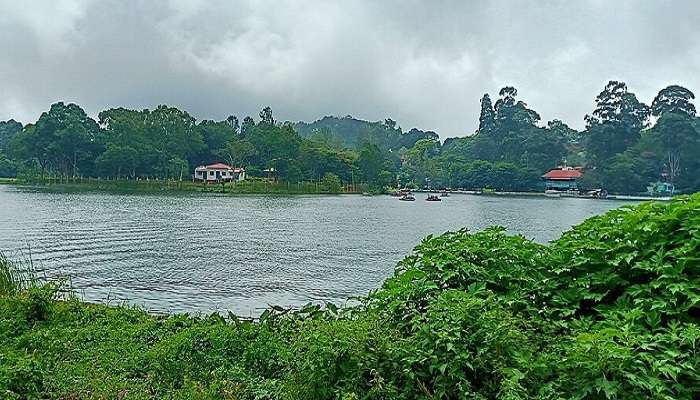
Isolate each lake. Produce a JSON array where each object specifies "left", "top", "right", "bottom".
[{"left": 0, "top": 185, "right": 634, "bottom": 316}]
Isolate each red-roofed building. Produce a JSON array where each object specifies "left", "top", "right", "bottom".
[
  {"left": 542, "top": 167, "right": 583, "bottom": 191},
  {"left": 194, "top": 163, "right": 246, "bottom": 182}
]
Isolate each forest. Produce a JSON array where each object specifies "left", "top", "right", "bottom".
[{"left": 0, "top": 80, "right": 698, "bottom": 194}]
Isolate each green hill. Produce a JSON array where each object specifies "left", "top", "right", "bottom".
[{"left": 294, "top": 115, "right": 439, "bottom": 150}]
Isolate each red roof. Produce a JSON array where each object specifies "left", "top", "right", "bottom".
[
  {"left": 542, "top": 168, "right": 583, "bottom": 180},
  {"left": 205, "top": 162, "right": 233, "bottom": 170}
]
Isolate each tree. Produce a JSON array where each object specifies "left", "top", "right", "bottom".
[
  {"left": 321, "top": 172, "right": 342, "bottom": 192},
  {"left": 651, "top": 85, "right": 696, "bottom": 118},
  {"left": 98, "top": 108, "right": 151, "bottom": 177},
  {"left": 649, "top": 112, "right": 699, "bottom": 189},
  {"left": 259, "top": 106, "right": 274, "bottom": 126},
  {"left": 220, "top": 138, "right": 256, "bottom": 167},
  {"left": 0, "top": 119, "right": 22, "bottom": 153},
  {"left": 584, "top": 81, "right": 650, "bottom": 165},
  {"left": 225, "top": 115, "right": 240, "bottom": 133},
  {"left": 164, "top": 157, "right": 189, "bottom": 180},
  {"left": 478, "top": 94, "right": 496, "bottom": 133},
  {"left": 308, "top": 127, "right": 344, "bottom": 150},
  {"left": 494, "top": 87, "right": 540, "bottom": 131},
  {"left": 585, "top": 81, "right": 649, "bottom": 129},
  {"left": 96, "top": 145, "right": 138, "bottom": 178},
  {"left": 241, "top": 116, "right": 255, "bottom": 136},
  {"left": 384, "top": 118, "right": 397, "bottom": 131},
  {"left": 146, "top": 106, "right": 203, "bottom": 172},
  {"left": 0, "top": 150, "right": 16, "bottom": 177},
  {"left": 547, "top": 119, "right": 580, "bottom": 144},
  {"left": 13, "top": 102, "right": 102, "bottom": 177},
  {"left": 358, "top": 143, "right": 384, "bottom": 185},
  {"left": 198, "top": 120, "right": 235, "bottom": 164},
  {"left": 298, "top": 141, "right": 352, "bottom": 182}
]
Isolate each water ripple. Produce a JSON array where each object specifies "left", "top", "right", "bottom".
[{"left": 0, "top": 186, "right": 632, "bottom": 316}]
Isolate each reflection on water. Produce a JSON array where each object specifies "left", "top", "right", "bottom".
[{"left": 0, "top": 185, "right": 633, "bottom": 316}]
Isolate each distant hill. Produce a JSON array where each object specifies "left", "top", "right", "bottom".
[{"left": 294, "top": 115, "right": 438, "bottom": 150}]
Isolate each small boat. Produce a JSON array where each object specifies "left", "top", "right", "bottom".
[
  {"left": 362, "top": 192, "right": 372, "bottom": 196},
  {"left": 544, "top": 189, "right": 561, "bottom": 198},
  {"left": 399, "top": 194, "right": 416, "bottom": 201},
  {"left": 426, "top": 194, "right": 441, "bottom": 202},
  {"left": 392, "top": 189, "right": 412, "bottom": 197}
]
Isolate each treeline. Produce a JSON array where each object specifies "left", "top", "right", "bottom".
[
  {"left": 0, "top": 105, "right": 434, "bottom": 188},
  {"left": 399, "top": 82, "right": 699, "bottom": 193},
  {"left": 1, "top": 80, "right": 698, "bottom": 193}
]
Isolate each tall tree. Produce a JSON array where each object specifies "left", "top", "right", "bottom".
[
  {"left": 358, "top": 143, "right": 384, "bottom": 185},
  {"left": 584, "top": 81, "right": 650, "bottom": 165},
  {"left": 478, "top": 94, "right": 496, "bottom": 133},
  {"left": 259, "top": 106, "right": 274, "bottom": 126},
  {"left": 197, "top": 120, "right": 235, "bottom": 164},
  {"left": 99, "top": 108, "right": 150, "bottom": 177},
  {"left": 494, "top": 86, "right": 540, "bottom": 130},
  {"left": 648, "top": 86, "right": 699, "bottom": 189},
  {"left": 547, "top": 119, "right": 580, "bottom": 144},
  {"left": 14, "top": 102, "right": 102, "bottom": 177},
  {"left": 241, "top": 116, "right": 255, "bottom": 136},
  {"left": 651, "top": 85, "right": 696, "bottom": 118},
  {"left": 225, "top": 115, "right": 240, "bottom": 133},
  {"left": 145, "top": 105, "right": 203, "bottom": 173}
]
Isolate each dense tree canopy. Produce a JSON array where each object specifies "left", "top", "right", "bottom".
[{"left": 2, "top": 81, "right": 699, "bottom": 193}]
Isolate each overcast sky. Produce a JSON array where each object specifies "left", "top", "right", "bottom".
[{"left": 1, "top": 1, "right": 699, "bottom": 137}]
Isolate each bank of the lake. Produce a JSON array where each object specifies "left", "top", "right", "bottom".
[{"left": 1, "top": 194, "right": 698, "bottom": 399}]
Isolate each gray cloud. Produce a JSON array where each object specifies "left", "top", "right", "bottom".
[{"left": 1, "top": 0, "right": 699, "bottom": 137}]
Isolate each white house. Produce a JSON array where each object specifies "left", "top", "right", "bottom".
[{"left": 194, "top": 163, "right": 246, "bottom": 182}]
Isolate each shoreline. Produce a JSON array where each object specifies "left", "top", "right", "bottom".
[
  {"left": 0, "top": 178, "right": 365, "bottom": 196},
  {"left": 1, "top": 178, "right": 674, "bottom": 200}
]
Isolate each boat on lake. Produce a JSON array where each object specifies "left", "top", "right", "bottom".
[
  {"left": 426, "top": 194, "right": 441, "bottom": 202},
  {"left": 399, "top": 194, "right": 416, "bottom": 201}
]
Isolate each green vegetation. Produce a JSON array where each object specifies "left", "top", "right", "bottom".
[
  {"left": 2, "top": 81, "right": 697, "bottom": 195},
  {"left": 2, "top": 195, "right": 699, "bottom": 398},
  {"left": 8, "top": 176, "right": 363, "bottom": 195},
  {"left": 0, "top": 106, "right": 422, "bottom": 193}
]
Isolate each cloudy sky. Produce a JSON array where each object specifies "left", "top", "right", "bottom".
[{"left": 1, "top": 1, "right": 699, "bottom": 137}]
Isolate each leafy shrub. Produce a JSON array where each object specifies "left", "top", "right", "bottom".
[{"left": 321, "top": 172, "right": 342, "bottom": 193}]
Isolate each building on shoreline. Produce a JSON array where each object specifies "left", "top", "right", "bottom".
[
  {"left": 194, "top": 163, "right": 246, "bottom": 182},
  {"left": 542, "top": 166, "right": 583, "bottom": 191}
]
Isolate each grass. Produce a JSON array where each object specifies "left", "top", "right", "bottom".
[
  {"left": 9, "top": 176, "right": 367, "bottom": 196},
  {"left": 0, "top": 252, "right": 34, "bottom": 296}
]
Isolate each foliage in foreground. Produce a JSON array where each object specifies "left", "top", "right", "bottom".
[{"left": 1, "top": 195, "right": 699, "bottom": 399}]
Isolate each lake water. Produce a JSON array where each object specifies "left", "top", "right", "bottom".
[{"left": 0, "top": 185, "right": 633, "bottom": 316}]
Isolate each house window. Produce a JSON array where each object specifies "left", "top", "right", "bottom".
[{"left": 209, "top": 171, "right": 214, "bottom": 176}]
